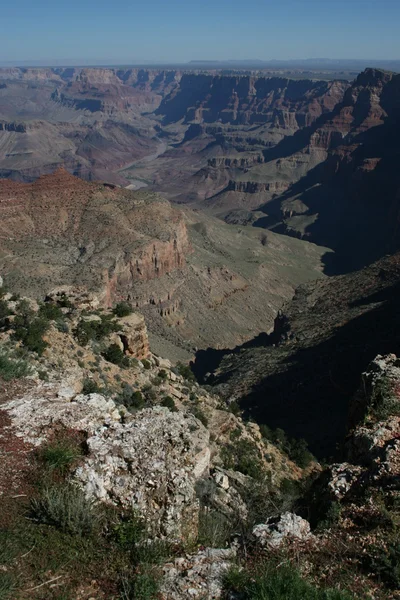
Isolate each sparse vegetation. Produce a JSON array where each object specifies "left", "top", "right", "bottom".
[
  {"left": 142, "top": 359, "right": 151, "bottom": 370},
  {"left": 74, "top": 314, "right": 119, "bottom": 346},
  {"left": 222, "top": 562, "right": 353, "bottom": 599},
  {"left": 0, "top": 348, "right": 32, "bottom": 380},
  {"left": 260, "top": 424, "right": 314, "bottom": 468},
  {"left": 189, "top": 405, "right": 208, "bottom": 427},
  {"left": 221, "top": 437, "right": 264, "bottom": 480},
  {"left": 175, "top": 361, "right": 196, "bottom": 382},
  {"left": 368, "top": 376, "right": 400, "bottom": 421},
  {"left": 30, "top": 483, "right": 101, "bottom": 536}
]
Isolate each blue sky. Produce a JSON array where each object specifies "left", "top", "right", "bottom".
[{"left": 2, "top": 0, "right": 399, "bottom": 63}]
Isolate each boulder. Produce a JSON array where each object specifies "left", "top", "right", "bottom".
[{"left": 252, "top": 512, "right": 313, "bottom": 548}]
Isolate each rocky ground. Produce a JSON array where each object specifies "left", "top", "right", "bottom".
[{"left": 0, "top": 284, "right": 398, "bottom": 599}]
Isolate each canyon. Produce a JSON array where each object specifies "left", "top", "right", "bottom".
[
  {"left": 0, "top": 63, "right": 399, "bottom": 600},
  {"left": 0, "top": 168, "right": 326, "bottom": 361}
]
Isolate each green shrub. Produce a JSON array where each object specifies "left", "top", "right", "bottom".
[
  {"left": 113, "top": 302, "right": 133, "bottom": 318},
  {"left": 114, "top": 511, "right": 145, "bottom": 549},
  {"left": 317, "top": 501, "right": 342, "bottom": 531},
  {"left": 82, "top": 378, "right": 103, "bottom": 395},
  {"left": 38, "top": 439, "right": 82, "bottom": 475},
  {"left": 260, "top": 425, "right": 314, "bottom": 468},
  {"left": 12, "top": 314, "right": 49, "bottom": 355},
  {"left": 30, "top": 484, "right": 100, "bottom": 536},
  {"left": 190, "top": 405, "right": 208, "bottom": 427},
  {"left": 0, "top": 299, "right": 10, "bottom": 323},
  {"left": 0, "top": 349, "right": 31, "bottom": 381},
  {"left": 161, "top": 396, "right": 177, "bottom": 412},
  {"left": 74, "top": 315, "right": 119, "bottom": 346},
  {"left": 367, "top": 541, "right": 400, "bottom": 589},
  {"left": 118, "top": 385, "right": 145, "bottom": 410},
  {"left": 38, "top": 302, "right": 64, "bottom": 321},
  {"left": 220, "top": 438, "right": 264, "bottom": 480},
  {"left": 176, "top": 362, "right": 196, "bottom": 382},
  {"left": 222, "top": 563, "right": 353, "bottom": 599},
  {"left": 102, "top": 343, "right": 124, "bottom": 365},
  {"left": 229, "top": 401, "right": 241, "bottom": 416},
  {"left": 142, "top": 359, "right": 151, "bottom": 370}
]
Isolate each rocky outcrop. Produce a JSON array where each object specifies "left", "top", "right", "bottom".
[
  {"left": 0, "top": 121, "right": 26, "bottom": 133},
  {"left": 76, "top": 406, "right": 210, "bottom": 538},
  {"left": 226, "top": 180, "right": 289, "bottom": 193},
  {"left": 252, "top": 512, "right": 313, "bottom": 548}
]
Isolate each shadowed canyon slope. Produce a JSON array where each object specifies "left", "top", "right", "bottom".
[
  {"left": 196, "top": 253, "right": 400, "bottom": 456},
  {"left": 0, "top": 169, "right": 327, "bottom": 360}
]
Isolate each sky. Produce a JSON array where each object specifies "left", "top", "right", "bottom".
[{"left": 1, "top": 0, "right": 400, "bottom": 64}]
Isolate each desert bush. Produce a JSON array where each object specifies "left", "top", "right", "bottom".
[
  {"left": 81, "top": 378, "right": 103, "bottom": 395},
  {"left": 38, "top": 302, "right": 64, "bottom": 321},
  {"left": 142, "top": 359, "right": 151, "bottom": 370},
  {"left": 30, "top": 483, "right": 100, "bottom": 536},
  {"left": 220, "top": 438, "right": 263, "bottom": 480},
  {"left": 175, "top": 362, "right": 196, "bottom": 382},
  {"left": 161, "top": 396, "right": 177, "bottom": 412},
  {"left": 74, "top": 314, "right": 119, "bottom": 346},
  {"left": 102, "top": 343, "right": 125, "bottom": 366},
  {"left": 197, "top": 506, "right": 237, "bottom": 547},
  {"left": 0, "top": 349, "right": 31, "bottom": 381},
  {"left": 12, "top": 313, "right": 49, "bottom": 355},
  {"left": 142, "top": 385, "right": 157, "bottom": 401},
  {"left": 113, "top": 302, "right": 133, "bottom": 318},
  {"left": 260, "top": 424, "right": 314, "bottom": 468},
  {"left": 189, "top": 405, "right": 208, "bottom": 427},
  {"left": 118, "top": 385, "right": 145, "bottom": 410}
]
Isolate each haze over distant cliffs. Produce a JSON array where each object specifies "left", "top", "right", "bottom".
[{"left": 1, "top": 65, "right": 400, "bottom": 277}]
